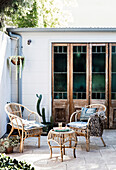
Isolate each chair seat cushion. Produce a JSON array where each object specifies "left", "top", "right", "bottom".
[
  {"left": 80, "top": 107, "right": 97, "bottom": 121},
  {"left": 67, "top": 121, "right": 88, "bottom": 128},
  {"left": 12, "top": 119, "right": 46, "bottom": 130}
]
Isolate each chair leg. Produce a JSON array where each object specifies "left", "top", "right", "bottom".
[
  {"left": 38, "top": 136, "right": 40, "bottom": 148},
  {"left": 101, "top": 137, "right": 106, "bottom": 147},
  {"left": 86, "top": 129, "right": 90, "bottom": 152},
  {"left": 8, "top": 126, "right": 14, "bottom": 137},
  {"left": 20, "top": 132, "right": 24, "bottom": 153},
  {"left": 86, "top": 137, "right": 90, "bottom": 152},
  {"left": 20, "top": 138, "right": 24, "bottom": 153}
]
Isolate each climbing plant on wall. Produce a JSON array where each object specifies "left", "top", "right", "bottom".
[{"left": 8, "top": 56, "right": 25, "bottom": 80}]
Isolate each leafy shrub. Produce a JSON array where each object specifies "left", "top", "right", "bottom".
[{"left": 0, "top": 154, "right": 35, "bottom": 170}]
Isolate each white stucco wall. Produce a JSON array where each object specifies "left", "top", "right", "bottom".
[
  {"left": 10, "top": 39, "right": 19, "bottom": 103},
  {"left": 11, "top": 31, "right": 116, "bottom": 121},
  {"left": 0, "top": 32, "right": 11, "bottom": 137}
]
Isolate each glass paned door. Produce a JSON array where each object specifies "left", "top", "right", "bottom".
[
  {"left": 92, "top": 46, "right": 106, "bottom": 99},
  {"left": 52, "top": 44, "right": 69, "bottom": 125},
  {"left": 72, "top": 44, "right": 89, "bottom": 111},
  {"left": 109, "top": 44, "right": 116, "bottom": 128},
  {"left": 73, "top": 46, "right": 86, "bottom": 99},
  {"left": 52, "top": 43, "right": 108, "bottom": 127},
  {"left": 54, "top": 45, "right": 67, "bottom": 99},
  {"left": 90, "top": 44, "right": 108, "bottom": 117},
  {"left": 111, "top": 46, "right": 116, "bottom": 99}
]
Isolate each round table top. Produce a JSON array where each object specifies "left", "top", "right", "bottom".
[{"left": 49, "top": 127, "right": 75, "bottom": 135}]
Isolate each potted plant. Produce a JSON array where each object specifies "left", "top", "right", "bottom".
[
  {"left": 8, "top": 56, "right": 25, "bottom": 80},
  {"left": 0, "top": 136, "right": 20, "bottom": 154},
  {"left": 36, "top": 94, "right": 54, "bottom": 135}
]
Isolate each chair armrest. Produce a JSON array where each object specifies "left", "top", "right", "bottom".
[
  {"left": 9, "top": 113, "right": 24, "bottom": 130},
  {"left": 28, "top": 111, "right": 42, "bottom": 123},
  {"left": 19, "top": 104, "right": 42, "bottom": 123},
  {"left": 70, "top": 110, "right": 81, "bottom": 122}
]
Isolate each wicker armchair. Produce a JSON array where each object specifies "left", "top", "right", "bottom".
[
  {"left": 5, "top": 103, "right": 44, "bottom": 153},
  {"left": 67, "top": 104, "right": 106, "bottom": 152}
]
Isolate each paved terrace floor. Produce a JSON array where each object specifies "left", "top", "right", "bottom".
[{"left": 8, "top": 130, "right": 116, "bottom": 170}]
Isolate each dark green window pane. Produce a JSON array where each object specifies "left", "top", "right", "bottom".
[
  {"left": 54, "top": 92, "right": 67, "bottom": 99},
  {"left": 101, "top": 93, "right": 105, "bottom": 99},
  {"left": 102, "top": 46, "right": 106, "bottom": 52},
  {"left": 54, "top": 93, "right": 59, "bottom": 99},
  {"left": 73, "top": 74, "right": 86, "bottom": 92},
  {"left": 78, "top": 93, "right": 81, "bottom": 99},
  {"left": 112, "top": 46, "right": 115, "bottom": 53},
  {"left": 92, "top": 46, "right": 96, "bottom": 52},
  {"left": 73, "top": 53, "right": 86, "bottom": 72},
  {"left": 112, "top": 93, "right": 116, "bottom": 99},
  {"left": 83, "top": 93, "right": 86, "bottom": 99},
  {"left": 73, "top": 93, "right": 76, "bottom": 99},
  {"left": 97, "top": 46, "right": 100, "bottom": 52},
  {"left": 82, "top": 46, "right": 86, "bottom": 52},
  {"left": 63, "top": 46, "right": 67, "bottom": 53},
  {"left": 54, "top": 74, "right": 67, "bottom": 92},
  {"left": 59, "top": 46, "right": 62, "bottom": 52},
  {"left": 92, "top": 74, "right": 105, "bottom": 92},
  {"left": 63, "top": 93, "right": 67, "bottom": 99},
  {"left": 92, "top": 53, "right": 105, "bottom": 72},
  {"left": 112, "top": 54, "right": 116, "bottom": 72},
  {"left": 92, "top": 93, "right": 96, "bottom": 99},
  {"left": 73, "top": 92, "right": 86, "bottom": 99},
  {"left": 111, "top": 73, "right": 116, "bottom": 92},
  {"left": 54, "top": 54, "right": 67, "bottom": 72},
  {"left": 73, "top": 46, "right": 77, "bottom": 52},
  {"left": 78, "top": 46, "right": 81, "bottom": 52},
  {"left": 92, "top": 92, "right": 105, "bottom": 99},
  {"left": 54, "top": 93, "right": 62, "bottom": 99},
  {"left": 54, "top": 46, "right": 58, "bottom": 52}
]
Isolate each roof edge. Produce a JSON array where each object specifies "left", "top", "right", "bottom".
[{"left": 6, "top": 27, "right": 116, "bottom": 33}]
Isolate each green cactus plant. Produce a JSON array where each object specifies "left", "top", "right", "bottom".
[
  {"left": 36, "top": 94, "right": 46, "bottom": 123},
  {"left": 42, "top": 108, "right": 46, "bottom": 123},
  {"left": 36, "top": 94, "right": 42, "bottom": 117},
  {"left": 50, "top": 115, "right": 54, "bottom": 126}
]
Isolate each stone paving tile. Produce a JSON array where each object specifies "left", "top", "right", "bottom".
[
  {"left": 7, "top": 130, "right": 116, "bottom": 170},
  {"left": 107, "top": 165, "right": 116, "bottom": 170},
  {"left": 102, "top": 156, "right": 116, "bottom": 165},
  {"left": 67, "top": 164, "right": 108, "bottom": 170},
  {"left": 112, "top": 145, "right": 116, "bottom": 150},
  {"left": 100, "top": 150, "right": 116, "bottom": 158}
]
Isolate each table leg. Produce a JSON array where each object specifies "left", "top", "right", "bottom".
[
  {"left": 86, "top": 135, "right": 90, "bottom": 152},
  {"left": 48, "top": 141, "right": 52, "bottom": 158},
  {"left": 38, "top": 136, "right": 40, "bottom": 148},
  {"left": 73, "top": 135, "right": 77, "bottom": 158},
  {"left": 69, "top": 140, "right": 72, "bottom": 147},
  {"left": 63, "top": 146, "right": 65, "bottom": 155},
  {"left": 60, "top": 146, "right": 63, "bottom": 162}
]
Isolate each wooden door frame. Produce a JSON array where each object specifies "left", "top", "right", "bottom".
[{"left": 52, "top": 43, "right": 70, "bottom": 124}]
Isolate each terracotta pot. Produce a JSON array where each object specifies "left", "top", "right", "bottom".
[
  {"left": 6, "top": 147, "right": 13, "bottom": 154},
  {"left": 11, "top": 57, "right": 24, "bottom": 65}
]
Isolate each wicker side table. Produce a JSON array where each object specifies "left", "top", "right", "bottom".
[{"left": 47, "top": 129, "right": 77, "bottom": 162}]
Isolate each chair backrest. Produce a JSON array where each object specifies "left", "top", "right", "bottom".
[
  {"left": 5, "top": 103, "right": 22, "bottom": 118},
  {"left": 86, "top": 104, "right": 106, "bottom": 113}
]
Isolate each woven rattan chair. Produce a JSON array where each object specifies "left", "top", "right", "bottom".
[
  {"left": 5, "top": 103, "right": 44, "bottom": 153},
  {"left": 68, "top": 104, "right": 106, "bottom": 152}
]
